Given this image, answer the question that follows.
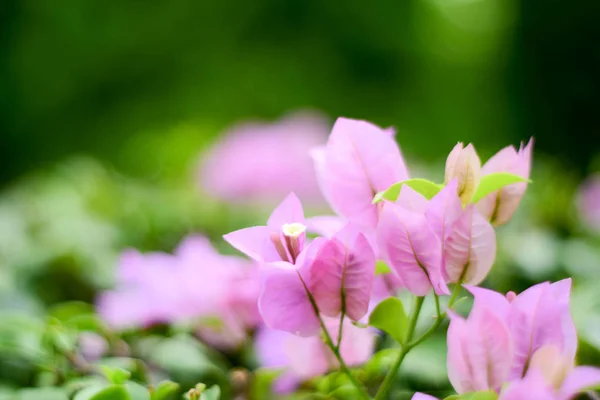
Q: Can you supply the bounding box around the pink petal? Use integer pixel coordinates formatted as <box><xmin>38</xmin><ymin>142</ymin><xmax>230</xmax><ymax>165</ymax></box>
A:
<box><xmin>560</xmin><ymin>366</ymin><xmax>600</xmax><ymax>397</ymax></box>
<box><xmin>482</xmin><ymin>145</ymin><xmax>519</xmax><ymax>175</ymax></box>
<box><xmin>510</xmin><ymin>279</ymin><xmax>577</xmax><ymax>381</ymax></box>
<box><xmin>477</xmin><ymin>138</ymin><xmax>534</xmax><ymax>226</ymax></box>
<box><xmin>377</xmin><ymin>203</ymin><xmax>448</xmax><ymax>296</ymax></box>
<box><xmin>546</xmin><ymin>279</ymin><xmax>578</xmax><ymax>359</ymax></box>
<box><xmin>254</xmin><ymin>326</ymin><xmax>291</xmax><ymax>368</ymax></box>
<box><xmin>506</xmin><ymin>281</ymin><xmax>551</xmax><ymax>379</ymax></box>
<box><xmin>499</xmin><ymin>370</ymin><xmax>556</xmax><ymax>400</ymax></box>
<box><xmin>319</xmin><ymin>117</ymin><xmax>409</xmax><ymax>228</ymax></box>
<box><xmin>425</xmin><ymin>179</ymin><xmax>462</xmax><ymax>242</ymax></box>
<box><xmin>467</xmin><ymin>307</ymin><xmax>513</xmax><ymax>391</ymax></box>
<box><xmin>309</xmin><ymin>225</ymin><xmax>376</xmax><ymax>321</ymax></box>
<box><xmin>267</xmin><ymin>192</ymin><xmax>305</xmax><ymax>228</ymax></box>
<box><xmin>223</xmin><ymin>226</ymin><xmax>279</xmax><ymax>262</ymax></box>
<box><xmin>444</xmin><ymin>205</ymin><xmax>497</xmax><ymax>285</ymax></box>
<box><xmin>396</xmin><ymin>185</ymin><xmax>429</xmax><ymax>213</ymax></box>
<box><xmin>258</xmin><ymin>265</ymin><xmax>320</xmax><ymax>336</ymax></box>
<box><xmin>447</xmin><ymin>313</ymin><xmax>476</xmax><ymax>393</ymax></box>
<box><xmin>465</xmin><ymin>285</ymin><xmax>510</xmax><ymax>321</ymax></box>
<box><xmin>284</xmin><ymin>334</ymin><xmax>330</xmax><ymax>379</ymax></box>
<box><xmin>506</xmin><ymin>279</ymin><xmax>576</xmax><ymax>381</ymax></box>
<box><xmin>335</xmin><ymin>318</ymin><xmax>376</xmax><ymax>366</ymax></box>
<box><xmin>305</xmin><ymin>215</ymin><xmax>347</xmax><ymax>238</ymax></box>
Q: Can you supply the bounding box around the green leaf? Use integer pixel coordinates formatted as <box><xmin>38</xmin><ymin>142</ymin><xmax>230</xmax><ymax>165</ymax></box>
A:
<box><xmin>444</xmin><ymin>391</ymin><xmax>498</xmax><ymax>400</ymax></box>
<box><xmin>467</xmin><ymin>391</ymin><xmax>498</xmax><ymax>400</ymax></box>
<box><xmin>89</xmin><ymin>385</ymin><xmax>131</xmax><ymax>400</ymax></box>
<box><xmin>200</xmin><ymin>385</ymin><xmax>220</xmax><ymax>400</ymax></box>
<box><xmin>375</xmin><ymin>261</ymin><xmax>391</xmax><ymax>275</ymax></box>
<box><xmin>43</xmin><ymin>318</ymin><xmax>77</xmax><ymax>353</ymax></box>
<box><xmin>328</xmin><ymin>384</ymin><xmax>361</xmax><ymax>399</ymax></box>
<box><xmin>125</xmin><ymin>382</ymin><xmax>150</xmax><ymax>400</ymax></box>
<box><xmin>471</xmin><ymin>172</ymin><xmax>529</xmax><ymax>203</ymax></box>
<box><xmin>368</xmin><ymin>297</ymin><xmax>408</xmax><ymax>344</ymax></box>
<box><xmin>48</xmin><ymin>302</ymin><xmax>95</xmax><ymax>322</ymax></box>
<box><xmin>150</xmin><ymin>381</ymin><xmax>179</xmax><ymax>400</ymax></box>
<box><xmin>373</xmin><ymin>178</ymin><xmax>443</xmax><ymax>203</ymax></box>
<box><xmin>16</xmin><ymin>388</ymin><xmax>68</xmax><ymax>400</ymax></box>
<box><xmin>73</xmin><ymin>384</ymin><xmax>108</xmax><ymax>400</ymax></box>
<box><xmin>100</xmin><ymin>365</ymin><xmax>131</xmax><ymax>385</ymax></box>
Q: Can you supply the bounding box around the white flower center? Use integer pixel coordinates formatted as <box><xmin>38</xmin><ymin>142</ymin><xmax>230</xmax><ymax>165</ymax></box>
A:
<box><xmin>282</xmin><ymin>222</ymin><xmax>307</xmax><ymax>238</ymax></box>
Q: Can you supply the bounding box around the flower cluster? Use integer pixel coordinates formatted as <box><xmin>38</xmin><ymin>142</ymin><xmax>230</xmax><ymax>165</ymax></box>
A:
<box><xmin>413</xmin><ymin>279</ymin><xmax>600</xmax><ymax>400</ymax></box>
<box><xmin>225</xmin><ymin>117</ymin><xmax>533</xmax><ymax>335</ymax></box>
<box><xmin>98</xmin><ymin>114</ymin><xmax>599</xmax><ymax>399</ymax></box>
<box><xmin>223</xmin><ymin>117</ymin><xmax>589</xmax><ymax>397</ymax></box>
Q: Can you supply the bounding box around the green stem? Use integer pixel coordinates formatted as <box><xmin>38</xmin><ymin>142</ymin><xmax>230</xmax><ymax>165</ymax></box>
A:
<box><xmin>408</xmin><ymin>284</ymin><xmax>462</xmax><ymax>348</ymax></box>
<box><xmin>373</xmin><ymin>283</ymin><xmax>464</xmax><ymax>400</ymax></box>
<box><xmin>335</xmin><ymin>311</ymin><xmax>345</xmax><ymax>352</ymax></box>
<box><xmin>373</xmin><ymin>296</ymin><xmax>425</xmax><ymax>400</ymax></box>
<box><xmin>316</xmin><ymin>313</ymin><xmax>371</xmax><ymax>400</ymax></box>
<box><xmin>298</xmin><ymin>274</ymin><xmax>371</xmax><ymax>400</ymax></box>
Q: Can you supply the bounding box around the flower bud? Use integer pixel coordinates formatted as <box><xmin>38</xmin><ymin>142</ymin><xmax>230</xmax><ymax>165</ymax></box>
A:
<box><xmin>444</xmin><ymin>143</ymin><xmax>481</xmax><ymax>204</ymax></box>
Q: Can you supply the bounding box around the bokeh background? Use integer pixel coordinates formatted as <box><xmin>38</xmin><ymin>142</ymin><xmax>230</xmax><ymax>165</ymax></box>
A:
<box><xmin>1</xmin><ymin>0</ymin><xmax>600</xmax><ymax>399</ymax></box>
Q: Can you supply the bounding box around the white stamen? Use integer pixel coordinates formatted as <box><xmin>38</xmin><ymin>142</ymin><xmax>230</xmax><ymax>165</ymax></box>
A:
<box><xmin>282</xmin><ymin>222</ymin><xmax>307</xmax><ymax>238</ymax></box>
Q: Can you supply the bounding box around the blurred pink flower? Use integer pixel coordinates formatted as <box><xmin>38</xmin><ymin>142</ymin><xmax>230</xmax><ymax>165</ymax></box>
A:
<box><xmin>78</xmin><ymin>333</ymin><xmax>108</xmax><ymax>362</ymax></box>
<box><xmin>198</xmin><ymin>111</ymin><xmax>330</xmax><ymax>206</ymax></box>
<box><xmin>97</xmin><ymin>235</ymin><xmax>260</xmax><ymax>350</ymax></box>
<box><xmin>576</xmin><ymin>174</ymin><xmax>600</xmax><ymax>232</ymax></box>
<box><xmin>254</xmin><ymin>317</ymin><xmax>376</xmax><ymax>394</ymax></box>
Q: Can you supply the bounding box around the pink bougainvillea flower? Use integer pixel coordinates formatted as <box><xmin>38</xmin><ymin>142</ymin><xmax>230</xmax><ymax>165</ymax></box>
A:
<box><xmin>468</xmin><ymin>279</ymin><xmax>577</xmax><ymax>381</ymax></box>
<box><xmin>312</xmin><ymin>117</ymin><xmax>410</xmax><ymax>229</ymax></box>
<box><xmin>444</xmin><ymin>143</ymin><xmax>482</xmax><ymax>204</ymax></box>
<box><xmin>309</xmin><ymin>224</ymin><xmax>376</xmax><ymax>321</ymax></box>
<box><xmin>576</xmin><ymin>174</ymin><xmax>600</xmax><ymax>232</ymax></box>
<box><xmin>254</xmin><ymin>317</ymin><xmax>376</xmax><ymax>394</ymax></box>
<box><xmin>476</xmin><ymin>138</ymin><xmax>534</xmax><ymax>226</ymax></box>
<box><xmin>446</xmin><ymin>279</ymin><xmax>578</xmax><ymax>394</ymax></box>
<box><xmin>377</xmin><ymin>191</ymin><xmax>448</xmax><ymax>296</ymax></box>
<box><xmin>223</xmin><ymin>193</ymin><xmax>307</xmax><ymax>264</ymax></box>
<box><xmin>198</xmin><ymin>110</ymin><xmax>330</xmax><ymax>206</ymax></box>
<box><xmin>447</xmin><ymin>307</ymin><xmax>513</xmax><ymax>393</ymax></box>
<box><xmin>258</xmin><ymin>224</ymin><xmax>377</xmax><ymax>334</ymax></box>
<box><xmin>97</xmin><ymin>235</ymin><xmax>260</xmax><ymax>350</ymax></box>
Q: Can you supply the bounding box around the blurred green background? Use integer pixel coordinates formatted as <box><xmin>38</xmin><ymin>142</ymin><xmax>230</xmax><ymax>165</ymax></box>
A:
<box><xmin>1</xmin><ymin>0</ymin><xmax>600</xmax><ymax>399</ymax></box>
<box><xmin>2</xmin><ymin>0</ymin><xmax>600</xmax><ymax>185</ymax></box>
